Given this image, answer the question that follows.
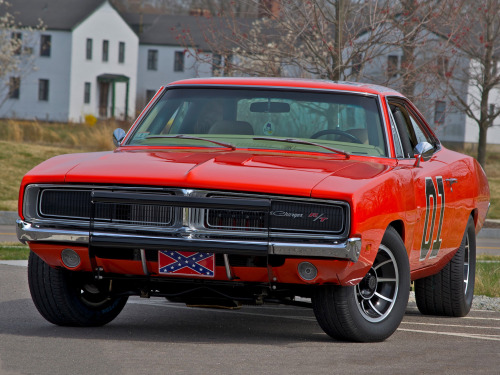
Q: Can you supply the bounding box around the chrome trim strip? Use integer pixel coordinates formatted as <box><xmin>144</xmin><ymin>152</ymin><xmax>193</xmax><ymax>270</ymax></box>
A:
<box><xmin>17</xmin><ymin>219</ymin><xmax>360</xmax><ymax>262</ymax></box>
<box><xmin>17</xmin><ymin>219</ymin><xmax>89</xmax><ymax>244</ymax></box>
<box><xmin>269</xmin><ymin>237</ymin><xmax>361</xmax><ymax>262</ymax></box>
<box><xmin>223</xmin><ymin>254</ymin><xmax>234</xmax><ymax>280</ymax></box>
<box><xmin>385</xmin><ymin>96</ymin><xmax>404</xmax><ymax>159</ymax></box>
<box><xmin>140</xmin><ymin>249</ymin><xmax>149</xmax><ymax>276</ymax></box>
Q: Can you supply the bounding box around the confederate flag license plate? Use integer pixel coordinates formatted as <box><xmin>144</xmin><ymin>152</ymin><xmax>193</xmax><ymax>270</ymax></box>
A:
<box><xmin>158</xmin><ymin>250</ymin><xmax>215</xmax><ymax>277</ymax></box>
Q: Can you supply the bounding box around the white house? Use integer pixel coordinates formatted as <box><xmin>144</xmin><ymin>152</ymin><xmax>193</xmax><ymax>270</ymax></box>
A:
<box><xmin>122</xmin><ymin>13</ymin><xmax>214</xmax><ymax>110</ymax></box>
<box><xmin>1</xmin><ymin>0</ymin><xmax>138</xmax><ymax>122</ymax></box>
<box><xmin>3</xmin><ymin>0</ymin><xmax>499</xmax><ymax>149</ymax></box>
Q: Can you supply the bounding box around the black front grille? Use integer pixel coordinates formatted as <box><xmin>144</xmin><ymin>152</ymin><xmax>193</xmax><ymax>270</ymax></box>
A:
<box><xmin>270</xmin><ymin>201</ymin><xmax>345</xmax><ymax>233</ymax></box>
<box><xmin>96</xmin><ymin>202</ymin><xmax>174</xmax><ymax>226</ymax></box>
<box><xmin>206</xmin><ymin>209</ymin><xmax>267</xmax><ymax>231</ymax></box>
<box><xmin>40</xmin><ymin>190</ymin><xmax>91</xmax><ymax>218</ymax></box>
<box><xmin>37</xmin><ymin>188</ymin><xmax>347</xmax><ymax>236</ymax></box>
<box><xmin>39</xmin><ymin>189</ymin><xmax>175</xmax><ymax>226</ymax></box>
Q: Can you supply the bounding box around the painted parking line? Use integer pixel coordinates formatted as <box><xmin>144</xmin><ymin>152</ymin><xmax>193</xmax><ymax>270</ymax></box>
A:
<box><xmin>400</xmin><ymin>321</ymin><xmax>500</xmax><ymax>330</ymax></box>
<box><xmin>464</xmin><ymin>316</ymin><xmax>500</xmax><ymax>321</ymax></box>
<box><xmin>397</xmin><ymin>328</ymin><xmax>500</xmax><ymax>341</ymax></box>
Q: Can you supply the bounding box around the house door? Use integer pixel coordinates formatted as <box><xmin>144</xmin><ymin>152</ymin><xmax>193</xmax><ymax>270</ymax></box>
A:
<box><xmin>99</xmin><ymin>82</ymin><xmax>110</xmax><ymax>117</ymax></box>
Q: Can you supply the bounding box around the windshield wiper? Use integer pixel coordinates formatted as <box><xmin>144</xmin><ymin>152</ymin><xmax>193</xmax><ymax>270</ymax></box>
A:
<box><xmin>145</xmin><ymin>134</ymin><xmax>236</xmax><ymax>150</ymax></box>
<box><xmin>252</xmin><ymin>137</ymin><xmax>350</xmax><ymax>159</ymax></box>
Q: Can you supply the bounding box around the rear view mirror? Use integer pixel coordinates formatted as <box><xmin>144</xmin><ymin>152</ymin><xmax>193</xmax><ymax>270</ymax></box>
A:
<box><xmin>250</xmin><ymin>101</ymin><xmax>290</xmax><ymax>113</ymax></box>
<box><xmin>113</xmin><ymin>128</ymin><xmax>126</xmax><ymax>147</ymax></box>
<box><xmin>413</xmin><ymin>141</ymin><xmax>434</xmax><ymax>167</ymax></box>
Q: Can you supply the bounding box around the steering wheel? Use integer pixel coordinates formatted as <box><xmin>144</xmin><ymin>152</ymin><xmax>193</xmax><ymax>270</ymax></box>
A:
<box><xmin>310</xmin><ymin>129</ymin><xmax>363</xmax><ymax>144</ymax></box>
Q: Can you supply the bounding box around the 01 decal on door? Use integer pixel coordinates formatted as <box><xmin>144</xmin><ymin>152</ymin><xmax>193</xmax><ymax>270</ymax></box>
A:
<box><xmin>420</xmin><ymin>176</ymin><xmax>445</xmax><ymax>261</ymax></box>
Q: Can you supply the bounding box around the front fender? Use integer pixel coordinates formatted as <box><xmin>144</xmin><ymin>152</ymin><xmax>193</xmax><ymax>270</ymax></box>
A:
<box><xmin>312</xmin><ymin>166</ymin><xmax>412</xmax><ymax>285</ymax></box>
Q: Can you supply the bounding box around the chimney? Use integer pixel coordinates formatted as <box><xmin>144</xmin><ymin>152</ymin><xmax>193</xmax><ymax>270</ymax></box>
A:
<box><xmin>258</xmin><ymin>0</ymin><xmax>280</xmax><ymax>19</ymax></box>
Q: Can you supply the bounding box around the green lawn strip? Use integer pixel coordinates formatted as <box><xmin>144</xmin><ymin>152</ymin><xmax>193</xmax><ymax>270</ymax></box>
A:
<box><xmin>0</xmin><ymin>243</ymin><xmax>29</xmax><ymax>260</ymax></box>
<box><xmin>476</xmin><ymin>255</ymin><xmax>500</xmax><ymax>298</ymax></box>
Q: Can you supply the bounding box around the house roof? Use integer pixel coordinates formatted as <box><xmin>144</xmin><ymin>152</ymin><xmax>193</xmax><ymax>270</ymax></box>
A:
<box><xmin>120</xmin><ymin>13</ymin><xmax>247</xmax><ymax>50</ymax></box>
<box><xmin>120</xmin><ymin>13</ymin><xmax>206</xmax><ymax>47</ymax></box>
<box><xmin>6</xmin><ymin>0</ymin><xmax>106</xmax><ymax>31</ymax></box>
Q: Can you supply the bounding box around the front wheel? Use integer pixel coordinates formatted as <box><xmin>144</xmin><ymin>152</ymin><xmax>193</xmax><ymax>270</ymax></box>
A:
<box><xmin>312</xmin><ymin>227</ymin><xmax>410</xmax><ymax>342</ymax></box>
<box><xmin>28</xmin><ymin>252</ymin><xmax>128</xmax><ymax>326</ymax></box>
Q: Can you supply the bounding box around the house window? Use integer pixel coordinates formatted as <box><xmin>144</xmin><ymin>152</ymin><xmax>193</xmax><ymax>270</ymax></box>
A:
<box><xmin>174</xmin><ymin>51</ymin><xmax>184</xmax><ymax>72</ymax></box>
<box><xmin>38</xmin><ymin>79</ymin><xmax>49</xmax><ymax>101</ymax></box>
<box><xmin>102</xmin><ymin>40</ymin><xmax>109</xmax><ymax>62</ymax></box>
<box><xmin>387</xmin><ymin>55</ymin><xmax>398</xmax><ymax>78</ymax></box>
<box><xmin>437</xmin><ymin>56</ymin><xmax>449</xmax><ymax>77</ymax></box>
<box><xmin>40</xmin><ymin>34</ymin><xmax>51</xmax><ymax>57</ymax></box>
<box><xmin>147</xmin><ymin>49</ymin><xmax>158</xmax><ymax>70</ymax></box>
<box><xmin>351</xmin><ymin>53</ymin><xmax>362</xmax><ymax>76</ymax></box>
<box><xmin>11</xmin><ymin>32</ymin><xmax>22</xmax><ymax>55</ymax></box>
<box><xmin>490</xmin><ymin>104</ymin><xmax>496</xmax><ymax>117</ymax></box>
<box><xmin>212</xmin><ymin>54</ymin><xmax>222</xmax><ymax>76</ymax></box>
<box><xmin>146</xmin><ymin>90</ymin><xmax>156</xmax><ymax>103</ymax></box>
<box><xmin>118</xmin><ymin>42</ymin><xmax>125</xmax><ymax>63</ymax></box>
<box><xmin>86</xmin><ymin>38</ymin><xmax>92</xmax><ymax>60</ymax></box>
<box><xmin>84</xmin><ymin>82</ymin><xmax>91</xmax><ymax>104</ymax></box>
<box><xmin>8</xmin><ymin>77</ymin><xmax>20</xmax><ymax>99</ymax></box>
<box><xmin>434</xmin><ymin>100</ymin><xmax>446</xmax><ymax>124</ymax></box>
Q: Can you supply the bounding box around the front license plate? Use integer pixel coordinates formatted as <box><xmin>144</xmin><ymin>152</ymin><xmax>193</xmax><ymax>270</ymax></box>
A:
<box><xmin>158</xmin><ymin>250</ymin><xmax>215</xmax><ymax>277</ymax></box>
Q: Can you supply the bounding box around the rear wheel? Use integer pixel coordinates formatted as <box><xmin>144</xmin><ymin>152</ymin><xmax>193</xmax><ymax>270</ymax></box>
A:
<box><xmin>312</xmin><ymin>227</ymin><xmax>410</xmax><ymax>342</ymax></box>
<box><xmin>28</xmin><ymin>252</ymin><xmax>128</xmax><ymax>326</ymax></box>
<box><xmin>415</xmin><ymin>216</ymin><xmax>476</xmax><ymax>317</ymax></box>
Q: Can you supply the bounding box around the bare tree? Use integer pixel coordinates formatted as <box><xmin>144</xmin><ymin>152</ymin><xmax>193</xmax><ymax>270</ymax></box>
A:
<box><xmin>0</xmin><ymin>0</ymin><xmax>43</xmax><ymax>110</ymax></box>
<box><xmin>440</xmin><ymin>0</ymin><xmax>500</xmax><ymax>167</ymax></box>
<box><xmin>181</xmin><ymin>0</ymin><xmax>399</xmax><ymax>81</ymax></box>
<box><xmin>182</xmin><ymin>1</ymin><xmax>463</xmax><ymax>91</ymax></box>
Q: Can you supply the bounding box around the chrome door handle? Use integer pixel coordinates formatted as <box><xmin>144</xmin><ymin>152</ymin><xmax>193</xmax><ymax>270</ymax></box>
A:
<box><xmin>445</xmin><ymin>178</ymin><xmax>458</xmax><ymax>191</ymax></box>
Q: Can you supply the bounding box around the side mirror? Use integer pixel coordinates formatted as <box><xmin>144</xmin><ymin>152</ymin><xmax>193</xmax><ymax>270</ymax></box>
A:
<box><xmin>113</xmin><ymin>128</ymin><xmax>126</xmax><ymax>147</ymax></box>
<box><xmin>413</xmin><ymin>141</ymin><xmax>434</xmax><ymax>167</ymax></box>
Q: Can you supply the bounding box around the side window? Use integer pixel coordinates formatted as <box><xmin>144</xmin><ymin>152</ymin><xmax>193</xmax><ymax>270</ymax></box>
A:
<box><xmin>389</xmin><ymin>99</ymin><xmax>434</xmax><ymax>159</ymax></box>
<box><xmin>409</xmin><ymin>113</ymin><xmax>432</xmax><ymax>145</ymax></box>
<box><xmin>389</xmin><ymin>102</ymin><xmax>413</xmax><ymax>158</ymax></box>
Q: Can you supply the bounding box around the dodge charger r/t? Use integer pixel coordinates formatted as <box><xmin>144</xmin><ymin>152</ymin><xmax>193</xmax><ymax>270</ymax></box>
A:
<box><xmin>17</xmin><ymin>78</ymin><xmax>490</xmax><ymax>342</ymax></box>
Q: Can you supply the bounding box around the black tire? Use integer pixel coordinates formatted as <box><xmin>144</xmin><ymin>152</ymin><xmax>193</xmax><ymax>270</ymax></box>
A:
<box><xmin>312</xmin><ymin>227</ymin><xmax>410</xmax><ymax>342</ymax></box>
<box><xmin>28</xmin><ymin>252</ymin><xmax>128</xmax><ymax>326</ymax></box>
<box><xmin>415</xmin><ymin>216</ymin><xmax>476</xmax><ymax>317</ymax></box>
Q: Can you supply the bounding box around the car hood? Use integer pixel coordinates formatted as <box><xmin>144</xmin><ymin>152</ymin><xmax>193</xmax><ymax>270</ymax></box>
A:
<box><xmin>31</xmin><ymin>149</ymin><xmax>394</xmax><ymax>198</ymax></box>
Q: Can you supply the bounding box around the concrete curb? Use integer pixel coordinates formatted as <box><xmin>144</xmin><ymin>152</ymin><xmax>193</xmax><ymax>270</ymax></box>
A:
<box><xmin>0</xmin><ymin>211</ymin><xmax>18</xmax><ymax>225</ymax></box>
<box><xmin>478</xmin><ymin>227</ymin><xmax>500</xmax><ymax>239</ymax></box>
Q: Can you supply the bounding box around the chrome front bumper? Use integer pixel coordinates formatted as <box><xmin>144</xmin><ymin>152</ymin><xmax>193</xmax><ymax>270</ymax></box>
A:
<box><xmin>17</xmin><ymin>219</ymin><xmax>361</xmax><ymax>262</ymax></box>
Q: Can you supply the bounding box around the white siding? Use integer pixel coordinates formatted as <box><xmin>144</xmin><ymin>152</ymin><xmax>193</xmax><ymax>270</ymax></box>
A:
<box><xmin>68</xmin><ymin>1</ymin><xmax>138</xmax><ymax>122</ymax></box>
<box><xmin>136</xmin><ymin>46</ymin><xmax>212</xmax><ymax>110</ymax></box>
<box><xmin>0</xmin><ymin>30</ymin><xmax>72</xmax><ymax>122</ymax></box>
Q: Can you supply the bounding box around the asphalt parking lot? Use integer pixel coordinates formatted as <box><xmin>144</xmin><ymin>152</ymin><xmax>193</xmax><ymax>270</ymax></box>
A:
<box><xmin>0</xmin><ymin>262</ymin><xmax>498</xmax><ymax>375</ymax></box>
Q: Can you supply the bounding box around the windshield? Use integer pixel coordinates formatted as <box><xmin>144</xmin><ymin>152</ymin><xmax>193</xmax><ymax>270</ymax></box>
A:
<box><xmin>126</xmin><ymin>88</ymin><xmax>387</xmax><ymax>157</ymax></box>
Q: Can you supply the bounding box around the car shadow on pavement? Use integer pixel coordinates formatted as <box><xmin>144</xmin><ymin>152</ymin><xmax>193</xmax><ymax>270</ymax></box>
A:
<box><xmin>0</xmin><ymin>297</ymin><xmax>341</xmax><ymax>344</ymax></box>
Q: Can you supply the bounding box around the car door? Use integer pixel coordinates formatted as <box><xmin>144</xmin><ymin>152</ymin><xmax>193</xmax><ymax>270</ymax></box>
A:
<box><xmin>387</xmin><ymin>98</ymin><xmax>458</xmax><ymax>271</ymax></box>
